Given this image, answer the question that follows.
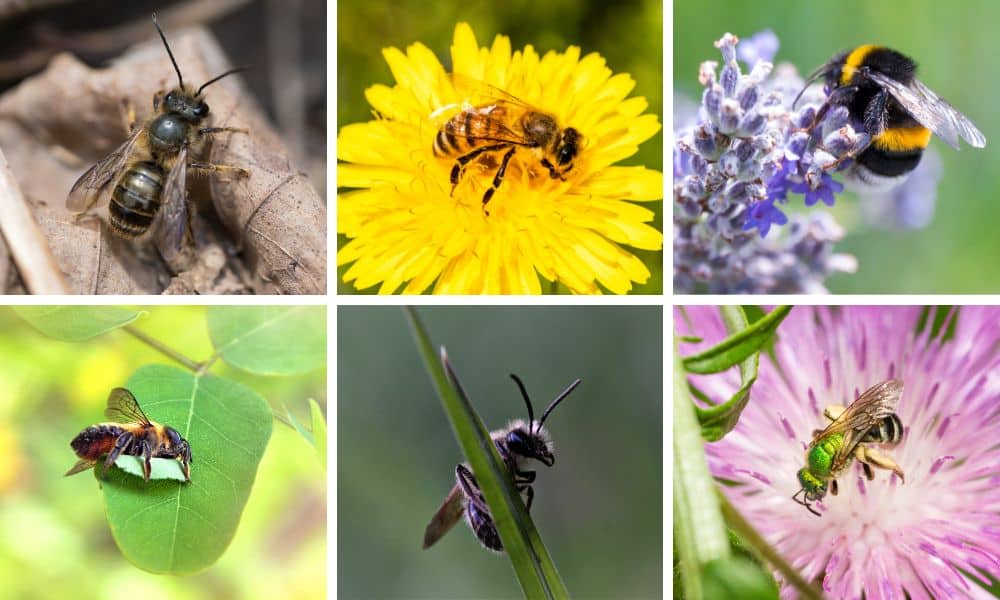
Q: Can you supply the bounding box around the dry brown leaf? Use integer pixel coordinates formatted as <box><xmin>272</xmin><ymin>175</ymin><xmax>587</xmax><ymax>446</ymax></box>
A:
<box><xmin>0</xmin><ymin>24</ymin><xmax>326</xmax><ymax>294</ymax></box>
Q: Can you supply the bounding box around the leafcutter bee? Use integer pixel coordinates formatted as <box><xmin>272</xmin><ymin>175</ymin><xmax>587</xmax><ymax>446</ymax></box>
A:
<box><xmin>422</xmin><ymin>374</ymin><xmax>581</xmax><ymax>552</ymax></box>
<box><xmin>796</xmin><ymin>46</ymin><xmax>985</xmax><ymax>189</ymax></box>
<box><xmin>431</xmin><ymin>74</ymin><xmax>584</xmax><ymax>214</ymax></box>
<box><xmin>794</xmin><ymin>379</ymin><xmax>905</xmax><ymax>516</ymax></box>
<box><xmin>67</xmin><ymin>13</ymin><xmax>249</xmax><ymax>261</ymax></box>
<box><xmin>66</xmin><ymin>387</ymin><xmax>192</xmax><ymax>482</ymax></box>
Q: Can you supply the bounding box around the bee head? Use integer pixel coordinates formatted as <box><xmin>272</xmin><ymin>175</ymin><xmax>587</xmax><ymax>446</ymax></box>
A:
<box><xmin>796</xmin><ymin>468</ymin><xmax>827</xmax><ymax>501</ymax></box>
<box><xmin>555</xmin><ymin>128</ymin><xmax>582</xmax><ymax>167</ymax></box>
<box><xmin>505</xmin><ymin>424</ymin><xmax>554</xmax><ymax>467</ymax></box>
<box><xmin>152</xmin><ymin>13</ymin><xmax>245</xmax><ymax>123</ymax></box>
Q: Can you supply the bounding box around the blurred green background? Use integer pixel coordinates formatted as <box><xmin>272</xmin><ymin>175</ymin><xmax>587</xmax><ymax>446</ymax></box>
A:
<box><xmin>337</xmin><ymin>0</ymin><xmax>664</xmax><ymax>294</ymax></box>
<box><xmin>0</xmin><ymin>307</ymin><xmax>325</xmax><ymax>600</ymax></box>
<box><xmin>338</xmin><ymin>307</ymin><xmax>662</xmax><ymax>599</ymax></box>
<box><xmin>675</xmin><ymin>0</ymin><xmax>999</xmax><ymax>293</ymax></box>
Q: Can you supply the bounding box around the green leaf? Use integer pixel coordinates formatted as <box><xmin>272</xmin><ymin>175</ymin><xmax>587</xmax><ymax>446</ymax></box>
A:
<box><xmin>13</xmin><ymin>306</ymin><xmax>142</xmax><ymax>341</ymax></box>
<box><xmin>694</xmin><ymin>307</ymin><xmax>759</xmax><ymax>442</ymax></box>
<box><xmin>206</xmin><ymin>306</ymin><xmax>325</xmax><ymax>375</ymax></box>
<box><xmin>673</xmin><ymin>335</ymin><xmax>730</xmax><ymax>600</ymax></box>
<box><xmin>113</xmin><ymin>456</ymin><xmax>188</xmax><ymax>483</ymax></box>
<box><xmin>405</xmin><ymin>307</ymin><xmax>568</xmax><ymax>600</ymax></box>
<box><xmin>681</xmin><ymin>306</ymin><xmax>792</xmax><ymax>374</ymax></box>
<box><xmin>97</xmin><ymin>364</ymin><xmax>272</xmax><ymax>574</ymax></box>
<box><xmin>310</xmin><ymin>399</ymin><xmax>327</xmax><ymax>469</ymax></box>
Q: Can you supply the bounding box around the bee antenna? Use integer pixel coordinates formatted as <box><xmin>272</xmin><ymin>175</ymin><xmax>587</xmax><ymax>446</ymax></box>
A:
<box><xmin>509</xmin><ymin>374</ymin><xmax>536</xmax><ymax>433</ymax></box>
<box><xmin>539</xmin><ymin>379</ymin><xmax>581</xmax><ymax>428</ymax></box>
<box><xmin>152</xmin><ymin>13</ymin><xmax>184</xmax><ymax>89</ymax></box>
<box><xmin>792</xmin><ymin>62</ymin><xmax>831</xmax><ymax>109</ymax></box>
<box><xmin>198</xmin><ymin>66</ymin><xmax>249</xmax><ymax>95</ymax></box>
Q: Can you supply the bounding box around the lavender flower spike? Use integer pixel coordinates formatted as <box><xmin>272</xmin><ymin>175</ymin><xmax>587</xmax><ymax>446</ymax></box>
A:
<box><xmin>674</xmin><ymin>32</ymin><xmax>856</xmax><ymax>293</ymax></box>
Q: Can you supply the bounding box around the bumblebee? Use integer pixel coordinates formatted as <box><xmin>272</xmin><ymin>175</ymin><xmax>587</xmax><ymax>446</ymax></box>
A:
<box><xmin>793</xmin><ymin>379</ymin><xmax>905</xmax><ymax>516</ymax></box>
<box><xmin>66</xmin><ymin>387</ymin><xmax>192</xmax><ymax>482</ymax></box>
<box><xmin>67</xmin><ymin>13</ymin><xmax>249</xmax><ymax>261</ymax></box>
<box><xmin>798</xmin><ymin>45</ymin><xmax>985</xmax><ymax>189</ymax></box>
<box><xmin>423</xmin><ymin>374</ymin><xmax>580</xmax><ymax>552</ymax></box>
<box><xmin>431</xmin><ymin>74</ymin><xmax>584</xmax><ymax>214</ymax></box>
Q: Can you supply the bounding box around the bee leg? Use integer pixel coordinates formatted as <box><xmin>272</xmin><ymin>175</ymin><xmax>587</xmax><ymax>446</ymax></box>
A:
<box><xmin>822</xmin><ymin>405</ymin><xmax>846</xmax><ymax>422</ymax></box>
<box><xmin>103</xmin><ymin>431</ymin><xmax>135</xmax><ymax>479</ymax></box>
<box><xmin>456</xmin><ymin>465</ymin><xmax>491</xmax><ymax>514</ymax></box>
<box><xmin>858</xmin><ymin>446</ymin><xmax>905</xmax><ymax>483</ymax></box>
<box><xmin>140</xmin><ymin>439</ymin><xmax>154</xmax><ymax>482</ymax></box>
<box><xmin>198</xmin><ymin>126</ymin><xmax>249</xmax><ymax>137</ymax></box>
<box><xmin>540</xmin><ymin>158</ymin><xmax>559</xmax><ymax>179</ymax></box>
<box><xmin>450</xmin><ymin>143</ymin><xmax>509</xmax><ymax>194</ymax></box>
<box><xmin>514</xmin><ymin>469</ymin><xmax>536</xmax><ymax>484</ymax></box>
<box><xmin>188</xmin><ymin>161</ymin><xmax>251</xmax><ymax>180</ymax></box>
<box><xmin>481</xmin><ymin>146</ymin><xmax>516</xmax><ymax>213</ymax></box>
<box><xmin>120</xmin><ymin>99</ymin><xmax>137</xmax><ymax>134</ymax></box>
<box><xmin>153</xmin><ymin>89</ymin><xmax>166</xmax><ymax>112</ymax></box>
<box><xmin>522</xmin><ymin>485</ymin><xmax>535</xmax><ymax>511</ymax></box>
<box><xmin>830</xmin><ymin>479</ymin><xmax>839</xmax><ymax>496</ymax></box>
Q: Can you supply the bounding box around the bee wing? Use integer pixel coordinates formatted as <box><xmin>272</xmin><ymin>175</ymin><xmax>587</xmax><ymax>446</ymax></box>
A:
<box><xmin>809</xmin><ymin>379</ymin><xmax>903</xmax><ymax>447</ymax></box>
<box><xmin>67</xmin><ymin>127</ymin><xmax>145</xmax><ymax>212</ymax></box>
<box><xmin>422</xmin><ymin>483</ymin><xmax>466</xmax><ymax>550</ymax></box>
<box><xmin>105</xmin><ymin>387</ymin><xmax>152</xmax><ymax>425</ymax></box>
<box><xmin>446</xmin><ymin>73</ymin><xmax>538</xmax><ymax>111</ymax></box>
<box><xmin>867</xmin><ymin>71</ymin><xmax>986</xmax><ymax>149</ymax></box>
<box><xmin>65</xmin><ymin>458</ymin><xmax>97</xmax><ymax>477</ymax></box>
<box><xmin>154</xmin><ymin>146</ymin><xmax>189</xmax><ymax>263</ymax></box>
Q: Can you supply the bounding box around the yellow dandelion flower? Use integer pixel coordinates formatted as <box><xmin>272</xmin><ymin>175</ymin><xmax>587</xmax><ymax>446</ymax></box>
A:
<box><xmin>337</xmin><ymin>22</ymin><xmax>662</xmax><ymax>294</ymax></box>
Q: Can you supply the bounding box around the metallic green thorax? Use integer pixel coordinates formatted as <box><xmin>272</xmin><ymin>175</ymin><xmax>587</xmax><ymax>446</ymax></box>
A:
<box><xmin>807</xmin><ymin>431</ymin><xmax>844</xmax><ymax>478</ymax></box>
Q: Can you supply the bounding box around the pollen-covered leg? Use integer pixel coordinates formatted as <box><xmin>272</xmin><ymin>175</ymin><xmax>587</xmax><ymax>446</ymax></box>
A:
<box><xmin>188</xmin><ymin>161</ymin><xmax>250</xmax><ymax>180</ymax></box>
<box><xmin>449</xmin><ymin>143</ymin><xmax>509</xmax><ymax>194</ymax></box>
<box><xmin>481</xmin><ymin>146</ymin><xmax>516</xmax><ymax>213</ymax></box>
<box><xmin>857</xmin><ymin>445</ymin><xmax>905</xmax><ymax>483</ymax></box>
<box><xmin>120</xmin><ymin>99</ymin><xmax>137</xmax><ymax>134</ymax></box>
<box><xmin>823</xmin><ymin>405</ymin><xmax>847</xmax><ymax>422</ymax></box>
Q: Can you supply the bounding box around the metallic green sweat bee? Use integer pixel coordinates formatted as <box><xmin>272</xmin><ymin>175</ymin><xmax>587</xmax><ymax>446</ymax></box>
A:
<box><xmin>793</xmin><ymin>379</ymin><xmax>906</xmax><ymax>516</ymax></box>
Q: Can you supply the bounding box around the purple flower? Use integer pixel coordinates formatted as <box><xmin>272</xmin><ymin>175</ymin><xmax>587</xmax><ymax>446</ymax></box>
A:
<box><xmin>792</xmin><ymin>173</ymin><xmax>844</xmax><ymax>207</ymax></box>
<box><xmin>743</xmin><ymin>199</ymin><xmax>788</xmax><ymax>237</ymax></box>
<box><xmin>677</xmin><ymin>306</ymin><xmax>1000</xmax><ymax>599</ymax></box>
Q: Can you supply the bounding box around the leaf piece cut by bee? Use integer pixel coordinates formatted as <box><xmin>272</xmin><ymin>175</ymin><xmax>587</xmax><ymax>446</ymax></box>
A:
<box><xmin>100</xmin><ymin>364</ymin><xmax>272</xmax><ymax>574</ymax></box>
<box><xmin>207</xmin><ymin>306</ymin><xmax>326</xmax><ymax>375</ymax></box>
<box><xmin>13</xmin><ymin>306</ymin><xmax>142</xmax><ymax>341</ymax></box>
<box><xmin>112</xmin><ymin>455</ymin><xmax>188</xmax><ymax>483</ymax></box>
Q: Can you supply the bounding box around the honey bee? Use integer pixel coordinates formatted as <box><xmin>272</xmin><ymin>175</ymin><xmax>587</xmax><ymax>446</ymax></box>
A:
<box><xmin>66</xmin><ymin>387</ymin><xmax>192</xmax><ymax>482</ymax></box>
<box><xmin>67</xmin><ymin>13</ymin><xmax>249</xmax><ymax>261</ymax></box>
<box><xmin>432</xmin><ymin>75</ymin><xmax>584</xmax><ymax>214</ymax></box>
<box><xmin>422</xmin><ymin>374</ymin><xmax>580</xmax><ymax>552</ymax></box>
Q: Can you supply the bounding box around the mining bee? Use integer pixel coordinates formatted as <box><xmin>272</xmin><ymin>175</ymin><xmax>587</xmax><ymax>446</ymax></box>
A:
<box><xmin>796</xmin><ymin>46</ymin><xmax>985</xmax><ymax>189</ymax></box>
<box><xmin>422</xmin><ymin>374</ymin><xmax>581</xmax><ymax>552</ymax></box>
<box><xmin>793</xmin><ymin>379</ymin><xmax>905</xmax><ymax>516</ymax></box>
<box><xmin>431</xmin><ymin>74</ymin><xmax>584</xmax><ymax>214</ymax></box>
<box><xmin>67</xmin><ymin>13</ymin><xmax>249</xmax><ymax>260</ymax></box>
<box><xmin>66</xmin><ymin>387</ymin><xmax>192</xmax><ymax>483</ymax></box>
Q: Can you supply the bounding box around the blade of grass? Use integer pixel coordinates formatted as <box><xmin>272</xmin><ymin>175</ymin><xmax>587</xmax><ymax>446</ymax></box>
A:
<box><xmin>405</xmin><ymin>307</ymin><xmax>568</xmax><ymax>600</ymax></box>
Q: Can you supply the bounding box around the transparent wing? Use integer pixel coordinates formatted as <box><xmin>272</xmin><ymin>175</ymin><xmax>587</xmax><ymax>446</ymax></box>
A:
<box><xmin>809</xmin><ymin>379</ymin><xmax>903</xmax><ymax>446</ymax></box>
<box><xmin>446</xmin><ymin>73</ymin><xmax>538</xmax><ymax>111</ymax></box>
<box><xmin>67</xmin><ymin>127</ymin><xmax>145</xmax><ymax>212</ymax></box>
<box><xmin>867</xmin><ymin>71</ymin><xmax>986</xmax><ymax>149</ymax></box>
<box><xmin>105</xmin><ymin>387</ymin><xmax>151</xmax><ymax>425</ymax></box>
<box><xmin>422</xmin><ymin>483</ymin><xmax>466</xmax><ymax>549</ymax></box>
<box><xmin>154</xmin><ymin>146</ymin><xmax>189</xmax><ymax>262</ymax></box>
<box><xmin>65</xmin><ymin>458</ymin><xmax>97</xmax><ymax>477</ymax></box>
<box><xmin>428</xmin><ymin>73</ymin><xmax>542</xmax><ymax>147</ymax></box>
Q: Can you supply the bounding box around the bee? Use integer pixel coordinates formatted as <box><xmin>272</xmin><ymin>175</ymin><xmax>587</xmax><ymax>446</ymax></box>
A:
<box><xmin>797</xmin><ymin>45</ymin><xmax>985</xmax><ymax>189</ymax></box>
<box><xmin>67</xmin><ymin>13</ymin><xmax>249</xmax><ymax>261</ymax></box>
<box><xmin>422</xmin><ymin>374</ymin><xmax>581</xmax><ymax>552</ymax></box>
<box><xmin>431</xmin><ymin>75</ymin><xmax>584</xmax><ymax>214</ymax></box>
<box><xmin>793</xmin><ymin>379</ymin><xmax>905</xmax><ymax>516</ymax></box>
<box><xmin>66</xmin><ymin>387</ymin><xmax>192</xmax><ymax>483</ymax></box>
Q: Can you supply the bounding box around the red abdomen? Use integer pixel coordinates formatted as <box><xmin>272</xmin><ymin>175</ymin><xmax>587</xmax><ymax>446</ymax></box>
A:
<box><xmin>70</xmin><ymin>424</ymin><xmax>125</xmax><ymax>460</ymax></box>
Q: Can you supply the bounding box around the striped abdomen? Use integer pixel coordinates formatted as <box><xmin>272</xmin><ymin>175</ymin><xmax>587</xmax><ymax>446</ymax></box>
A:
<box><xmin>110</xmin><ymin>161</ymin><xmax>164</xmax><ymax>238</ymax></box>
<box><xmin>433</xmin><ymin>104</ymin><xmax>512</xmax><ymax>157</ymax></box>
<box><xmin>861</xmin><ymin>413</ymin><xmax>903</xmax><ymax>446</ymax></box>
<box><xmin>70</xmin><ymin>424</ymin><xmax>126</xmax><ymax>460</ymax></box>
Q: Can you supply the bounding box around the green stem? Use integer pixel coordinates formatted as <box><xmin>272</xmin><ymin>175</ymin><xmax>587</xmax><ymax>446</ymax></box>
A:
<box><xmin>122</xmin><ymin>325</ymin><xmax>203</xmax><ymax>372</ymax></box>
<box><xmin>673</xmin><ymin>334</ymin><xmax>730</xmax><ymax>600</ymax></box>
<box><xmin>718</xmin><ymin>492</ymin><xmax>825</xmax><ymax>600</ymax></box>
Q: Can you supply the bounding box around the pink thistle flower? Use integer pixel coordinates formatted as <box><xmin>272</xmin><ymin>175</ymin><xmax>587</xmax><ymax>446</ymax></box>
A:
<box><xmin>676</xmin><ymin>306</ymin><xmax>1000</xmax><ymax>599</ymax></box>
